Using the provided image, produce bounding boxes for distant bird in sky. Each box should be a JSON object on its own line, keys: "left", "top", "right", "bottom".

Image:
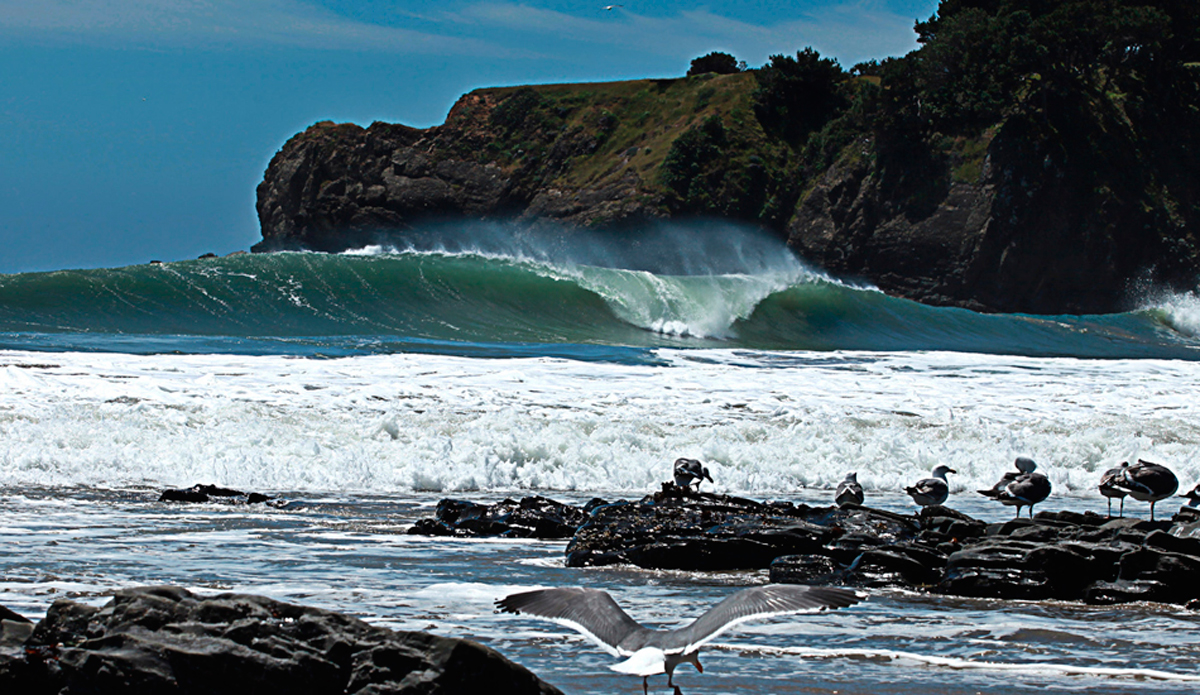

{"left": 1098, "top": 461, "right": 1129, "bottom": 517}
{"left": 603, "top": 4, "right": 623, "bottom": 10}
{"left": 496, "top": 584, "right": 861, "bottom": 694}
{"left": 977, "top": 457, "right": 1051, "bottom": 518}
{"left": 905, "top": 465, "right": 955, "bottom": 508}
{"left": 834, "top": 472, "right": 864, "bottom": 507}
{"left": 1108, "top": 459, "right": 1179, "bottom": 521}
{"left": 673, "top": 457, "right": 712, "bottom": 491}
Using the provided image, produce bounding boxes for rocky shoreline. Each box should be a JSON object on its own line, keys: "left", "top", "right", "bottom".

{"left": 0, "top": 586, "right": 561, "bottom": 695}
{"left": 408, "top": 485, "right": 1200, "bottom": 606}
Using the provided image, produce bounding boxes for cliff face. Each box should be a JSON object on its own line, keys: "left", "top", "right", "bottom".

{"left": 256, "top": 2, "right": 1200, "bottom": 315}
{"left": 255, "top": 75, "right": 784, "bottom": 252}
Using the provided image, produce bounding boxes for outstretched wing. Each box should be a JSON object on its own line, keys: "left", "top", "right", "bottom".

{"left": 663, "top": 584, "right": 860, "bottom": 654}
{"left": 496, "top": 587, "right": 647, "bottom": 657}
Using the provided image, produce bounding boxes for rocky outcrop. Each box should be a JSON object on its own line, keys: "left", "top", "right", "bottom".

{"left": 407, "top": 496, "right": 603, "bottom": 539}
{"left": 158, "top": 484, "right": 280, "bottom": 506}
{"left": 0, "top": 586, "right": 561, "bottom": 695}
{"left": 418, "top": 487, "right": 1200, "bottom": 606}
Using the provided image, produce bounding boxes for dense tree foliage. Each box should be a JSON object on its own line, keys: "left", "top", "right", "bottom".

{"left": 687, "top": 52, "right": 744, "bottom": 76}
{"left": 752, "top": 49, "right": 848, "bottom": 146}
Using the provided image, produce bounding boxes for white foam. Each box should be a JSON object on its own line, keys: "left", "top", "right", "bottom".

{"left": 1, "top": 349, "right": 1199, "bottom": 500}
{"left": 721, "top": 644, "right": 1200, "bottom": 682}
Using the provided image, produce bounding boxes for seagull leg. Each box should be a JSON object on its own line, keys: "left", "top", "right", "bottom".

{"left": 1150, "top": 500, "right": 1156, "bottom": 522}
{"left": 642, "top": 675, "right": 648, "bottom": 695}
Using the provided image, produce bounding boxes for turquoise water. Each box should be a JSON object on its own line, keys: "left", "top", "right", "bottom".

{"left": 0, "top": 248, "right": 1197, "bottom": 360}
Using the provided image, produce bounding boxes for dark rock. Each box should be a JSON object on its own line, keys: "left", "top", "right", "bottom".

{"left": 941, "top": 539, "right": 1096, "bottom": 600}
{"left": 1115, "top": 547, "right": 1200, "bottom": 602}
{"left": 407, "top": 496, "right": 589, "bottom": 540}
{"left": 769, "top": 554, "right": 845, "bottom": 585}
{"left": 158, "top": 484, "right": 279, "bottom": 506}
{"left": 845, "top": 545, "right": 945, "bottom": 588}
{"left": 0, "top": 586, "right": 561, "bottom": 695}
{"left": 1085, "top": 579, "right": 1180, "bottom": 605}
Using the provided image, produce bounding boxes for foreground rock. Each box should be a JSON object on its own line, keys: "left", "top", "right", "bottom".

{"left": 0, "top": 586, "right": 560, "bottom": 695}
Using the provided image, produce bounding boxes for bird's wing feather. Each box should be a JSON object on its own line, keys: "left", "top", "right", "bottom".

{"left": 496, "top": 587, "right": 646, "bottom": 657}
{"left": 662, "top": 584, "right": 860, "bottom": 654}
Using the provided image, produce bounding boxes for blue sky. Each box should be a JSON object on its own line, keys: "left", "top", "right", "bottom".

{"left": 1, "top": 0, "right": 939, "bottom": 273}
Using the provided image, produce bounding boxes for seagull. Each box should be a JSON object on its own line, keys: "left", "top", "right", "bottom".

{"left": 1109, "top": 459, "right": 1179, "bottom": 521}
{"left": 905, "top": 465, "right": 955, "bottom": 508}
{"left": 1098, "top": 461, "right": 1130, "bottom": 517}
{"left": 1181, "top": 483, "right": 1200, "bottom": 507}
{"left": 496, "top": 584, "right": 860, "bottom": 694}
{"left": 673, "top": 458, "right": 713, "bottom": 491}
{"left": 834, "top": 472, "right": 864, "bottom": 507}
{"left": 603, "top": 4, "right": 623, "bottom": 9}
{"left": 977, "top": 457, "right": 1051, "bottom": 518}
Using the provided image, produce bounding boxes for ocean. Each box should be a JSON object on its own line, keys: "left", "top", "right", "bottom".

{"left": 2, "top": 224, "right": 1200, "bottom": 693}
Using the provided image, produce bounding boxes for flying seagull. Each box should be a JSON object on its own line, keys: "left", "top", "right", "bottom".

{"left": 1109, "top": 459, "right": 1179, "bottom": 521}
{"left": 1098, "top": 461, "right": 1129, "bottom": 517}
{"left": 834, "top": 472, "right": 864, "bottom": 507}
{"left": 496, "top": 584, "right": 860, "bottom": 693}
{"left": 977, "top": 457, "right": 1051, "bottom": 518}
{"left": 906, "top": 464, "right": 955, "bottom": 508}
{"left": 603, "top": 4, "right": 624, "bottom": 9}
{"left": 673, "top": 457, "right": 713, "bottom": 491}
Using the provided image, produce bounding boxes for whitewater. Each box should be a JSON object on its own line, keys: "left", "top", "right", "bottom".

{"left": 4, "top": 226, "right": 1200, "bottom": 694}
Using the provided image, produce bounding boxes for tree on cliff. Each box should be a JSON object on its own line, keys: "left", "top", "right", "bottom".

{"left": 752, "top": 48, "right": 848, "bottom": 147}
{"left": 687, "top": 52, "right": 745, "bottom": 76}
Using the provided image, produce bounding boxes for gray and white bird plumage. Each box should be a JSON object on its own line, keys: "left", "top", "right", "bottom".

{"left": 834, "top": 472, "right": 864, "bottom": 507}
{"left": 977, "top": 457, "right": 1050, "bottom": 518}
{"left": 1098, "top": 461, "right": 1130, "bottom": 517}
{"left": 905, "top": 465, "right": 955, "bottom": 508}
{"left": 673, "top": 457, "right": 713, "bottom": 490}
{"left": 496, "top": 584, "right": 860, "bottom": 693}
{"left": 1108, "top": 459, "right": 1178, "bottom": 521}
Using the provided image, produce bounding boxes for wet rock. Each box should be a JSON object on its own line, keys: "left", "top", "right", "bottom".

{"left": 158, "top": 484, "right": 278, "bottom": 506}
{"left": 407, "top": 496, "right": 590, "bottom": 539}
{"left": 941, "top": 539, "right": 1097, "bottom": 600}
{"left": 769, "top": 555, "right": 844, "bottom": 585}
{"left": 0, "top": 586, "right": 561, "bottom": 695}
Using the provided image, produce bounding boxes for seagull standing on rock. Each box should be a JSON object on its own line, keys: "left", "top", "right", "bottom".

{"left": 977, "top": 457, "right": 1051, "bottom": 518}
{"left": 1181, "top": 482, "right": 1200, "bottom": 507}
{"left": 1109, "top": 459, "right": 1179, "bottom": 521}
{"left": 1098, "top": 461, "right": 1130, "bottom": 517}
{"left": 905, "top": 465, "right": 955, "bottom": 508}
{"left": 673, "top": 458, "right": 713, "bottom": 491}
{"left": 496, "top": 584, "right": 861, "bottom": 694}
{"left": 834, "top": 472, "right": 864, "bottom": 507}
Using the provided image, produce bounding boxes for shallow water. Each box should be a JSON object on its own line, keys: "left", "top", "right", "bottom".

{"left": 3, "top": 486, "right": 1198, "bottom": 695}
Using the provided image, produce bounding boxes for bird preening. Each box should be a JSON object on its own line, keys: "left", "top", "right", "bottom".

{"left": 496, "top": 584, "right": 861, "bottom": 694}
{"left": 673, "top": 458, "right": 713, "bottom": 491}
{"left": 1099, "top": 459, "right": 1179, "bottom": 521}
{"left": 977, "top": 457, "right": 1051, "bottom": 518}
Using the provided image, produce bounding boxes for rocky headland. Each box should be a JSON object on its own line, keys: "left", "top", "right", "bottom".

{"left": 0, "top": 586, "right": 561, "bottom": 695}
{"left": 409, "top": 485, "right": 1200, "bottom": 607}
{"left": 253, "top": 1, "right": 1199, "bottom": 315}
